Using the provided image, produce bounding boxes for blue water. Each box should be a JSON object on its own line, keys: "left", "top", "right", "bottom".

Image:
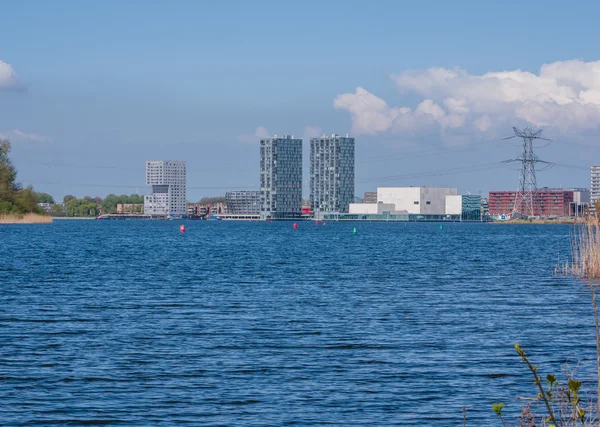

{"left": 0, "top": 220, "right": 596, "bottom": 426}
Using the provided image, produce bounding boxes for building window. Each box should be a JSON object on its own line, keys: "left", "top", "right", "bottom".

{"left": 414, "top": 201, "right": 419, "bottom": 204}
{"left": 426, "top": 201, "right": 431, "bottom": 205}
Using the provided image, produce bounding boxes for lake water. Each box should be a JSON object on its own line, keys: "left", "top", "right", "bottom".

{"left": 0, "top": 220, "right": 596, "bottom": 426}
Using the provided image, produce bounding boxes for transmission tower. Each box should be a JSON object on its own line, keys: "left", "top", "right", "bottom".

{"left": 502, "top": 127, "right": 553, "bottom": 217}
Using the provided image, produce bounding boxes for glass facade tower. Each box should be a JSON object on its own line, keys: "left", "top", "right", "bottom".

{"left": 260, "top": 135, "right": 303, "bottom": 219}
{"left": 310, "top": 134, "right": 355, "bottom": 215}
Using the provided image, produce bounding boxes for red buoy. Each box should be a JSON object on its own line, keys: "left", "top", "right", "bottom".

{"left": 293, "top": 223, "right": 298, "bottom": 229}
{"left": 180, "top": 224, "right": 185, "bottom": 233}
{"left": 315, "top": 220, "right": 319, "bottom": 225}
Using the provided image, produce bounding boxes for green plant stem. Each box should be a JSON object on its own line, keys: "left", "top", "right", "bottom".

{"left": 520, "top": 352, "right": 560, "bottom": 427}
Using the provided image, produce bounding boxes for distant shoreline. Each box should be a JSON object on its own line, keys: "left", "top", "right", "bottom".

{"left": 53, "top": 217, "right": 97, "bottom": 220}
{"left": 493, "top": 219, "right": 581, "bottom": 225}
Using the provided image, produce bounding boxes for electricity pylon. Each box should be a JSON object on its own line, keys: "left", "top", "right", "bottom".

{"left": 502, "top": 127, "right": 553, "bottom": 217}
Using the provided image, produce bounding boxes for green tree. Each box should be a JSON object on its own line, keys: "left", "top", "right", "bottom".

{"left": 35, "top": 192, "right": 55, "bottom": 204}
{"left": 50, "top": 203, "right": 65, "bottom": 217}
{"left": 63, "top": 195, "right": 76, "bottom": 204}
{"left": 0, "top": 139, "right": 47, "bottom": 216}
{"left": 66, "top": 199, "right": 98, "bottom": 217}
{"left": 14, "top": 186, "right": 43, "bottom": 214}
{"left": 0, "top": 139, "right": 18, "bottom": 208}
{"left": 199, "top": 196, "right": 226, "bottom": 205}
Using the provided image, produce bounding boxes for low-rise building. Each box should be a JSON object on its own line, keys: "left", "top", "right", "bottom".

{"left": 187, "top": 203, "right": 208, "bottom": 218}
{"left": 225, "top": 191, "right": 260, "bottom": 215}
{"left": 377, "top": 187, "right": 458, "bottom": 215}
{"left": 209, "top": 203, "right": 227, "bottom": 216}
{"left": 488, "top": 189, "right": 577, "bottom": 217}
{"left": 445, "top": 195, "right": 481, "bottom": 221}
{"left": 349, "top": 202, "right": 401, "bottom": 215}
{"left": 117, "top": 203, "right": 144, "bottom": 214}
{"left": 37, "top": 203, "right": 53, "bottom": 214}
{"left": 363, "top": 192, "right": 377, "bottom": 203}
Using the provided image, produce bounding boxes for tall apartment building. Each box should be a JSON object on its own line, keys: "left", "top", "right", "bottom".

{"left": 144, "top": 160, "right": 186, "bottom": 217}
{"left": 592, "top": 165, "right": 600, "bottom": 213}
{"left": 226, "top": 191, "right": 260, "bottom": 215}
{"left": 310, "top": 134, "right": 355, "bottom": 216}
{"left": 260, "top": 135, "right": 302, "bottom": 219}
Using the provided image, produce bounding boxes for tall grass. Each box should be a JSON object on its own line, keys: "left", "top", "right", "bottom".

{"left": 559, "top": 217, "right": 600, "bottom": 279}
{"left": 0, "top": 213, "right": 53, "bottom": 224}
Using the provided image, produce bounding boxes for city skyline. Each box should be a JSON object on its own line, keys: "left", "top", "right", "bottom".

{"left": 1, "top": 1, "right": 599, "bottom": 201}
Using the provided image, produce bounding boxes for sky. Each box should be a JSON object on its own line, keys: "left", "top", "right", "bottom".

{"left": 1, "top": 0, "right": 600, "bottom": 202}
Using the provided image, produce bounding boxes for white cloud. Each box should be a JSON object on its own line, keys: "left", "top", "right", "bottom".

{"left": 237, "top": 126, "right": 271, "bottom": 143}
{"left": 0, "top": 60, "right": 25, "bottom": 91}
{"left": 0, "top": 129, "right": 53, "bottom": 143}
{"left": 303, "top": 126, "right": 322, "bottom": 141}
{"left": 334, "top": 59, "right": 600, "bottom": 137}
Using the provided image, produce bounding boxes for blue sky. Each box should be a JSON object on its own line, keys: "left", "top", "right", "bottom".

{"left": 1, "top": 0, "right": 599, "bottom": 201}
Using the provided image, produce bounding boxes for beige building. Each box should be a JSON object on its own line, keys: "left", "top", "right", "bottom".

{"left": 117, "top": 204, "right": 144, "bottom": 214}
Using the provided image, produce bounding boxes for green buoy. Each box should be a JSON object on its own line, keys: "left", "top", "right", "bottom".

{"left": 353, "top": 227, "right": 357, "bottom": 235}
{"left": 440, "top": 224, "right": 443, "bottom": 230}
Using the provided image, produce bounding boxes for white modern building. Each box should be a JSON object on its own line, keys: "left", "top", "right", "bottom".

{"left": 592, "top": 166, "right": 600, "bottom": 213}
{"left": 310, "top": 134, "right": 355, "bottom": 216}
{"left": 144, "top": 160, "right": 186, "bottom": 217}
{"left": 349, "top": 202, "right": 402, "bottom": 215}
{"left": 377, "top": 187, "right": 458, "bottom": 215}
{"left": 260, "top": 135, "right": 303, "bottom": 219}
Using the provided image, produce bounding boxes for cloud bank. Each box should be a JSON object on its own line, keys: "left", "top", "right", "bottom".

{"left": 334, "top": 59, "right": 600, "bottom": 136}
{"left": 238, "top": 126, "right": 323, "bottom": 143}
{"left": 237, "top": 126, "right": 271, "bottom": 143}
{"left": 0, "top": 129, "right": 53, "bottom": 143}
{"left": 0, "top": 60, "right": 25, "bottom": 91}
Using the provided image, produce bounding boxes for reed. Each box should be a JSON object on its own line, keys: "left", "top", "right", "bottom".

{"left": 558, "top": 217, "right": 600, "bottom": 279}
{"left": 0, "top": 213, "right": 53, "bottom": 224}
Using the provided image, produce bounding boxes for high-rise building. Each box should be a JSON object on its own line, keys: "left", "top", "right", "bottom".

{"left": 260, "top": 135, "right": 302, "bottom": 219}
{"left": 144, "top": 160, "right": 186, "bottom": 217}
{"left": 310, "top": 134, "right": 355, "bottom": 216}
{"left": 592, "top": 165, "right": 600, "bottom": 213}
{"left": 226, "top": 191, "right": 260, "bottom": 215}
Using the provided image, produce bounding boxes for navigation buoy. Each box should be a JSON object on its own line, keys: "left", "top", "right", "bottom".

{"left": 180, "top": 224, "right": 185, "bottom": 233}
{"left": 323, "top": 221, "right": 326, "bottom": 226}
{"left": 315, "top": 220, "right": 319, "bottom": 225}
{"left": 270, "top": 220, "right": 273, "bottom": 224}
{"left": 440, "top": 224, "right": 443, "bottom": 230}
{"left": 293, "top": 223, "right": 298, "bottom": 229}
{"left": 353, "top": 227, "right": 357, "bottom": 235}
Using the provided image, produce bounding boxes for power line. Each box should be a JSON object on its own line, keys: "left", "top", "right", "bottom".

{"left": 357, "top": 162, "right": 505, "bottom": 184}
{"left": 362, "top": 138, "right": 500, "bottom": 164}
{"left": 36, "top": 182, "right": 258, "bottom": 190}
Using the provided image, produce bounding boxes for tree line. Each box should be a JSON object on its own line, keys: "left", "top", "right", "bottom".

{"left": 0, "top": 142, "right": 228, "bottom": 218}
{"left": 0, "top": 139, "right": 46, "bottom": 216}
{"left": 56, "top": 194, "right": 145, "bottom": 217}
